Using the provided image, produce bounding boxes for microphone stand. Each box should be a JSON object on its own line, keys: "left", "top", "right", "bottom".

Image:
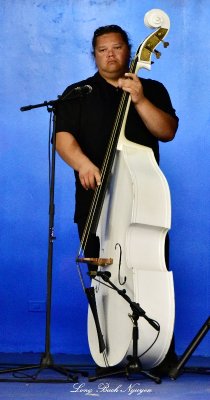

{"left": 0, "top": 93, "right": 88, "bottom": 382}
{"left": 88, "top": 271, "right": 161, "bottom": 384}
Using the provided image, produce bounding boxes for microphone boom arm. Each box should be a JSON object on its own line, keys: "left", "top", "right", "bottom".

{"left": 20, "top": 85, "right": 92, "bottom": 112}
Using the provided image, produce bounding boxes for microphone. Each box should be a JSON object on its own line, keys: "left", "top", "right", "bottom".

{"left": 72, "top": 85, "right": 92, "bottom": 95}
{"left": 60, "top": 84, "right": 92, "bottom": 101}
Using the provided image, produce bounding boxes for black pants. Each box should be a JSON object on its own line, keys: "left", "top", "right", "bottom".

{"left": 77, "top": 219, "right": 100, "bottom": 272}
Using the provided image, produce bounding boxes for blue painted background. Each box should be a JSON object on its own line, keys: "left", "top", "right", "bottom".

{"left": 0, "top": 0, "right": 209, "bottom": 356}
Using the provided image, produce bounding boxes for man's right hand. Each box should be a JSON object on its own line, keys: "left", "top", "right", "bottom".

{"left": 56, "top": 131, "right": 101, "bottom": 191}
{"left": 78, "top": 159, "right": 101, "bottom": 190}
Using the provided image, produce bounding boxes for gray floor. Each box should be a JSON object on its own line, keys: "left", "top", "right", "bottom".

{"left": 0, "top": 354, "right": 209, "bottom": 399}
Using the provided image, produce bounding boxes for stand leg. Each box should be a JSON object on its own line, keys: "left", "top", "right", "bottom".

{"left": 169, "top": 316, "right": 210, "bottom": 380}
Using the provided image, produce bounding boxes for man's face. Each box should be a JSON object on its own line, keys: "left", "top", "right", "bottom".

{"left": 94, "top": 32, "right": 130, "bottom": 83}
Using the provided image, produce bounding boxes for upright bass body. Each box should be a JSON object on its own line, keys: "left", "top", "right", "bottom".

{"left": 88, "top": 137, "right": 175, "bottom": 369}
{"left": 81, "top": 9, "right": 175, "bottom": 370}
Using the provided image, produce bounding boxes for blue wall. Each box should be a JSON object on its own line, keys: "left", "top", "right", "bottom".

{"left": 0, "top": 0, "right": 209, "bottom": 356}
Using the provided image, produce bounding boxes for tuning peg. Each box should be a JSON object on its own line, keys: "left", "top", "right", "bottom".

{"left": 156, "top": 31, "right": 170, "bottom": 48}
{"left": 153, "top": 49, "right": 161, "bottom": 59}
{"left": 161, "top": 40, "right": 169, "bottom": 48}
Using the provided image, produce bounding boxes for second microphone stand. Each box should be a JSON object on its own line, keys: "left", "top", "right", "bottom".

{"left": 88, "top": 271, "right": 161, "bottom": 384}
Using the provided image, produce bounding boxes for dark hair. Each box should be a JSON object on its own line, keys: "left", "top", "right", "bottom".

{"left": 92, "top": 24, "right": 131, "bottom": 57}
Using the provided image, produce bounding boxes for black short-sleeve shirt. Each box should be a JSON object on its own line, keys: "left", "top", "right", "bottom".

{"left": 55, "top": 72, "right": 178, "bottom": 222}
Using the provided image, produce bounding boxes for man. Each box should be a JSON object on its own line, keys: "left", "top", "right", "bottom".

{"left": 56, "top": 24, "right": 178, "bottom": 251}
{"left": 55, "top": 25, "right": 178, "bottom": 375}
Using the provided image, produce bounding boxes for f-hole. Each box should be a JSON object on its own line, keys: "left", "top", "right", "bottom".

{"left": 115, "top": 243, "right": 126, "bottom": 285}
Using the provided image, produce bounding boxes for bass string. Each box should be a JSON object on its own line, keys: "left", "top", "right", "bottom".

{"left": 78, "top": 57, "right": 138, "bottom": 257}
{"left": 78, "top": 92, "right": 129, "bottom": 257}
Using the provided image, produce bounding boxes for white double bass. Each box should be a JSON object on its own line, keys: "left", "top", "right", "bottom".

{"left": 77, "top": 9, "right": 175, "bottom": 372}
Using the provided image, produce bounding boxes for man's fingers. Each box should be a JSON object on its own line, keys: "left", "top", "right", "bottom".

{"left": 79, "top": 169, "right": 101, "bottom": 190}
{"left": 95, "top": 171, "right": 101, "bottom": 186}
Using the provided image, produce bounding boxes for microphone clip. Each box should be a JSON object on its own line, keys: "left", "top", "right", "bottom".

{"left": 88, "top": 270, "right": 111, "bottom": 281}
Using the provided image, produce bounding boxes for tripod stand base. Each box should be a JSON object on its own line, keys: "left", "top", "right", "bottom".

{"left": 0, "top": 352, "right": 89, "bottom": 383}
{"left": 89, "top": 361, "right": 161, "bottom": 384}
